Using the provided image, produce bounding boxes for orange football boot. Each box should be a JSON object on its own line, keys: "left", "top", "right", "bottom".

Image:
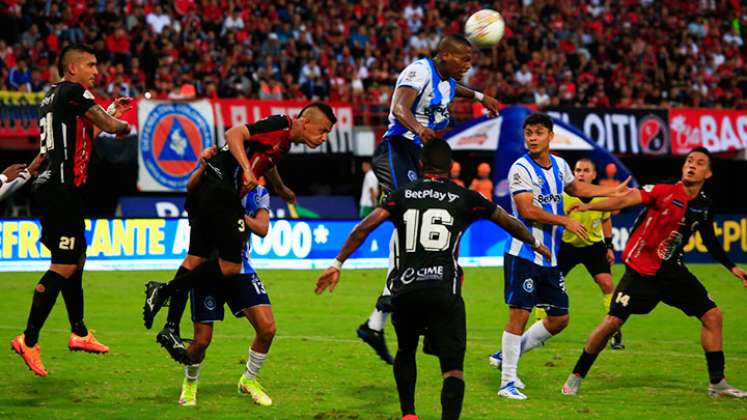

{"left": 68, "top": 331, "right": 109, "bottom": 353}
{"left": 11, "top": 334, "right": 48, "bottom": 376}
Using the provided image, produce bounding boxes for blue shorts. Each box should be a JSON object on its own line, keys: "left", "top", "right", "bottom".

{"left": 372, "top": 135, "right": 422, "bottom": 196}
{"left": 503, "top": 253, "right": 569, "bottom": 316}
{"left": 190, "top": 273, "right": 271, "bottom": 323}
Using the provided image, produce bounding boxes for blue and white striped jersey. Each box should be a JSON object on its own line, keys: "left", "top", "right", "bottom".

{"left": 506, "top": 154, "right": 575, "bottom": 267}
{"left": 383, "top": 57, "right": 456, "bottom": 143}
{"left": 241, "top": 185, "right": 271, "bottom": 274}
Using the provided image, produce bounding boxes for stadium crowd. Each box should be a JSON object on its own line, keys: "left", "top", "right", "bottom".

{"left": 1, "top": 0, "right": 745, "bottom": 109}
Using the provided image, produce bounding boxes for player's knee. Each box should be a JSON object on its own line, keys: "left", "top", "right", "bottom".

{"left": 35, "top": 283, "right": 46, "bottom": 293}
{"left": 701, "top": 307, "right": 722, "bottom": 328}
{"left": 183, "top": 255, "right": 206, "bottom": 270}
{"left": 258, "top": 321, "right": 276, "bottom": 343}
{"left": 604, "top": 315, "right": 624, "bottom": 332}
{"left": 547, "top": 315, "right": 569, "bottom": 332}
{"left": 442, "top": 369, "right": 464, "bottom": 380}
{"left": 218, "top": 259, "right": 242, "bottom": 276}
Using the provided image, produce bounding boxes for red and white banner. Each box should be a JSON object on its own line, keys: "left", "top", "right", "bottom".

{"left": 670, "top": 108, "right": 747, "bottom": 155}
{"left": 212, "top": 99, "right": 354, "bottom": 154}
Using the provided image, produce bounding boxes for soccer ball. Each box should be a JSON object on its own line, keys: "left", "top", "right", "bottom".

{"left": 465, "top": 9, "right": 505, "bottom": 48}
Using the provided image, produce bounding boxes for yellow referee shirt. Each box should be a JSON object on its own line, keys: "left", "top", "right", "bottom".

{"left": 562, "top": 193, "right": 611, "bottom": 247}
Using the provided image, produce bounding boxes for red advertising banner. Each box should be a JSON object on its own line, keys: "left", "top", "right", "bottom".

{"left": 212, "top": 99, "right": 354, "bottom": 154}
{"left": 670, "top": 108, "right": 747, "bottom": 155}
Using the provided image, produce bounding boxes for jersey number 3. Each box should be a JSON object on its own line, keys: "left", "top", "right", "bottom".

{"left": 403, "top": 208, "right": 454, "bottom": 252}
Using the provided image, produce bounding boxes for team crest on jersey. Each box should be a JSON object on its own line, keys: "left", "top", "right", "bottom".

{"left": 522, "top": 278, "right": 534, "bottom": 293}
{"left": 407, "top": 170, "right": 418, "bottom": 181}
{"left": 140, "top": 103, "right": 212, "bottom": 190}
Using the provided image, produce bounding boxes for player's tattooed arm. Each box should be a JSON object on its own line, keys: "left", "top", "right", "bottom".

{"left": 85, "top": 104, "right": 130, "bottom": 136}
{"left": 391, "top": 86, "right": 437, "bottom": 142}
{"left": 315, "top": 208, "right": 391, "bottom": 294}
{"left": 490, "top": 206, "right": 551, "bottom": 260}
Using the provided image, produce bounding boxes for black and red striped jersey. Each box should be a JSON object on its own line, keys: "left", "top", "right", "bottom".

{"left": 36, "top": 81, "right": 97, "bottom": 188}
{"left": 205, "top": 114, "right": 292, "bottom": 192}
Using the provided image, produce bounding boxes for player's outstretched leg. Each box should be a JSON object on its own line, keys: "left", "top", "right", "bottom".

{"left": 562, "top": 315, "right": 624, "bottom": 396}
{"left": 594, "top": 273, "right": 624, "bottom": 350}
{"left": 238, "top": 304, "right": 275, "bottom": 406}
{"left": 156, "top": 266, "right": 194, "bottom": 359}
{"left": 700, "top": 307, "right": 747, "bottom": 398}
{"left": 357, "top": 295, "right": 394, "bottom": 365}
{"left": 177, "top": 322, "right": 212, "bottom": 405}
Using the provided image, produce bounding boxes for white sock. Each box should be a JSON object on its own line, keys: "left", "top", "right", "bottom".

{"left": 185, "top": 363, "right": 201, "bottom": 382}
{"left": 243, "top": 349, "right": 267, "bottom": 380}
{"left": 520, "top": 320, "right": 553, "bottom": 354}
{"left": 501, "top": 331, "right": 522, "bottom": 387}
{"left": 367, "top": 309, "right": 389, "bottom": 331}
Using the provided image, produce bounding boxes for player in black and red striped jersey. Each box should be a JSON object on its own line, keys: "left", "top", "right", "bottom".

{"left": 143, "top": 103, "right": 336, "bottom": 364}
{"left": 561, "top": 147, "right": 747, "bottom": 398}
{"left": 11, "top": 45, "right": 132, "bottom": 377}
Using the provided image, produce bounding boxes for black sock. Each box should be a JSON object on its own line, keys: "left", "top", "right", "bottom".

{"left": 441, "top": 376, "right": 465, "bottom": 420}
{"left": 24, "top": 270, "right": 65, "bottom": 347}
{"left": 163, "top": 259, "right": 220, "bottom": 296}
{"left": 573, "top": 350, "right": 599, "bottom": 378}
{"left": 393, "top": 350, "right": 417, "bottom": 416}
{"left": 165, "top": 266, "right": 191, "bottom": 330}
{"left": 705, "top": 351, "right": 725, "bottom": 384}
{"left": 62, "top": 268, "right": 88, "bottom": 337}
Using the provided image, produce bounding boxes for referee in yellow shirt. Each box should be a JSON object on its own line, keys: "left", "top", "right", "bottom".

{"left": 559, "top": 158, "right": 624, "bottom": 349}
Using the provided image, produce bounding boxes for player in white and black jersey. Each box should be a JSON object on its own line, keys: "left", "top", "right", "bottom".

{"left": 358, "top": 34, "right": 501, "bottom": 365}
{"left": 11, "top": 44, "right": 132, "bottom": 377}
{"left": 316, "top": 139, "right": 549, "bottom": 420}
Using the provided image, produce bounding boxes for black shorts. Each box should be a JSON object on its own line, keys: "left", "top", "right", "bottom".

{"left": 371, "top": 135, "right": 421, "bottom": 197}
{"left": 391, "top": 288, "right": 466, "bottom": 372}
{"left": 558, "top": 241, "right": 611, "bottom": 277}
{"left": 185, "top": 179, "right": 246, "bottom": 263}
{"left": 609, "top": 265, "right": 717, "bottom": 320}
{"left": 32, "top": 183, "right": 86, "bottom": 264}
{"left": 190, "top": 273, "right": 271, "bottom": 323}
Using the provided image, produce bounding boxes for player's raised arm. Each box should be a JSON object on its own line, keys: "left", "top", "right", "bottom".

{"left": 315, "top": 207, "right": 391, "bottom": 294}
{"left": 565, "top": 175, "right": 631, "bottom": 198}
{"left": 570, "top": 189, "right": 643, "bottom": 214}
{"left": 455, "top": 84, "right": 500, "bottom": 115}
{"left": 84, "top": 103, "right": 131, "bottom": 136}
{"left": 186, "top": 146, "right": 218, "bottom": 192}
{"left": 391, "top": 86, "right": 437, "bottom": 143}
{"left": 224, "top": 124, "right": 259, "bottom": 192}
{"left": 489, "top": 205, "right": 551, "bottom": 260}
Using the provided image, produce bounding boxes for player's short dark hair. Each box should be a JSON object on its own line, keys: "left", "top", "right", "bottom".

{"left": 58, "top": 44, "right": 96, "bottom": 76}
{"left": 298, "top": 102, "right": 337, "bottom": 125}
{"left": 687, "top": 147, "right": 712, "bottom": 169}
{"left": 575, "top": 157, "right": 596, "bottom": 172}
{"left": 437, "top": 34, "right": 472, "bottom": 54}
{"left": 421, "top": 138, "right": 452, "bottom": 173}
{"left": 523, "top": 113, "right": 553, "bottom": 132}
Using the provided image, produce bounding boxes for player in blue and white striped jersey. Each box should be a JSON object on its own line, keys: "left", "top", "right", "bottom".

{"left": 491, "top": 113, "right": 630, "bottom": 400}
{"left": 359, "top": 34, "right": 501, "bottom": 365}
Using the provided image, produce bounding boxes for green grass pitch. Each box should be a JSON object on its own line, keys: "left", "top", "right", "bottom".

{"left": 1, "top": 264, "right": 746, "bottom": 419}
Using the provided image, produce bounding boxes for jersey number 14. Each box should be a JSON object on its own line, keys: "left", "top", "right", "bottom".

{"left": 403, "top": 208, "right": 454, "bottom": 252}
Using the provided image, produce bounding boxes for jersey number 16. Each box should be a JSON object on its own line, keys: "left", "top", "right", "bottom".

{"left": 402, "top": 208, "right": 454, "bottom": 252}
